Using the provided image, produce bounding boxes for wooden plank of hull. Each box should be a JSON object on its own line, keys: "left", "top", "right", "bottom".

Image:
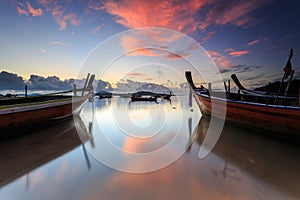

{"left": 0, "top": 97, "right": 87, "bottom": 134}
{"left": 193, "top": 92, "right": 300, "bottom": 136}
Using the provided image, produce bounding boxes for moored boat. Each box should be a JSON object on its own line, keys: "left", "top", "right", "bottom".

{"left": 0, "top": 74, "right": 95, "bottom": 139}
{"left": 130, "top": 91, "right": 159, "bottom": 102}
{"left": 185, "top": 71, "right": 300, "bottom": 138}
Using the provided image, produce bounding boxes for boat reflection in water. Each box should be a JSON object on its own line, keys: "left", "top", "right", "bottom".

{"left": 0, "top": 106, "right": 94, "bottom": 189}
{"left": 0, "top": 97, "right": 300, "bottom": 199}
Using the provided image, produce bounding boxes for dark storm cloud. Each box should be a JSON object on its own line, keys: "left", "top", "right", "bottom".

{"left": 0, "top": 71, "right": 25, "bottom": 89}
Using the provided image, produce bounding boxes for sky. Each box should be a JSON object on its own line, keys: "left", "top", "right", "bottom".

{"left": 1, "top": 0, "right": 300, "bottom": 89}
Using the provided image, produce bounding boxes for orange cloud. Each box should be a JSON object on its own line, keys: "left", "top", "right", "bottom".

{"left": 103, "top": 0, "right": 210, "bottom": 34}
{"left": 165, "top": 52, "right": 190, "bottom": 60}
{"left": 120, "top": 34, "right": 164, "bottom": 57}
{"left": 127, "top": 73, "right": 147, "bottom": 76}
{"left": 91, "top": 26, "right": 102, "bottom": 34}
{"left": 64, "top": 13, "right": 80, "bottom": 26}
{"left": 229, "top": 51, "right": 249, "bottom": 57}
{"left": 120, "top": 31, "right": 192, "bottom": 60}
{"left": 144, "top": 77, "right": 154, "bottom": 81}
{"left": 38, "top": 0, "right": 80, "bottom": 30}
{"left": 207, "top": 51, "right": 233, "bottom": 68}
{"left": 16, "top": 6, "right": 28, "bottom": 16}
{"left": 26, "top": 1, "right": 43, "bottom": 17}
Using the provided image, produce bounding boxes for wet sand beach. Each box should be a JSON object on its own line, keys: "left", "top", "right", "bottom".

{"left": 0, "top": 97, "right": 299, "bottom": 200}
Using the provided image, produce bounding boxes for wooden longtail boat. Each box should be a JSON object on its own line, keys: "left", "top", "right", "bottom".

{"left": 0, "top": 74, "right": 95, "bottom": 139}
{"left": 185, "top": 71, "right": 300, "bottom": 138}
{"left": 130, "top": 91, "right": 158, "bottom": 102}
{"left": 130, "top": 96, "right": 158, "bottom": 102}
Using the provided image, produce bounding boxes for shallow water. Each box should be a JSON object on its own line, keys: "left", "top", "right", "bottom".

{"left": 0, "top": 97, "right": 299, "bottom": 200}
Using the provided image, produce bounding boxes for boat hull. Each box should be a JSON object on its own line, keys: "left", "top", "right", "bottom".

{"left": 193, "top": 92, "right": 300, "bottom": 137}
{"left": 0, "top": 96, "right": 88, "bottom": 138}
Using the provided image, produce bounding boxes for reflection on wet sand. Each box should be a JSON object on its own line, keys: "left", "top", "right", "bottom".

{"left": 0, "top": 97, "right": 299, "bottom": 199}
{"left": 193, "top": 117, "right": 300, "bottom": 199}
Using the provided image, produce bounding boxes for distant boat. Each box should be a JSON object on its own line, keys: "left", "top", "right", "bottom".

{"left": 185, "top": 71, "right": 300, "bottom": 139}
{"left": 94, "top": 90, "right": 112, "bottom": 99}
{"left": 0, "top": 74, "right": 95, "bottom": 139}
{"left": 130, "top": 91, "right": 158, "bottom": 102}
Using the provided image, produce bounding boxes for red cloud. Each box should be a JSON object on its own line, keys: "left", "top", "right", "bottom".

{"left": 26, "top": 2, "right": 43, "bottom": 17}
{"left": 229, "top": 51, "right": 249, "bottom": 57}
{"left": 16, "top": 6, "right": 28, "bottom": 16}
{"left": 103, "top": 0, "right": 210, "bottom": 34}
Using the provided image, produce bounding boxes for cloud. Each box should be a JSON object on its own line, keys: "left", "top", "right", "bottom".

{"left": 40, "top": 49, "right": 47, "bottom": 54}
{"left": 38, "top": 0, "right": 80, "bottom": 30}
{"left": 103, "top": 0, "right": 210, "bottom": 34}
{"left": 224, "top": 48, "right": 250, "bottom": 57}
{"left": 247, "top": 38, "right": 260, "bottom": 46}
{"left": 91, "top": 26, "right": 102, "bottom": 34}
{"left": 199, "top": 0, "right": 271, "bottom": 30}
{"left": 224, "top": 48, "right": 234, "bottom": 53}
{"left": 207, "top": 50, "right": 233, "bottom": 69}
{"left": 29, "top": 74, "right": 74, "bottom": 90}
{"left": 64, "top": 13, "right": 80, "bottom": 26}
{"left": 26, "top": 1, "right": 43, "bottom": 17}
{"left": 269, "top": 46, "right": 278, "bottom": 50}
{"left": 127, "top": 73, "right": 147, "bottom": 76}
{"left": 50, "top": 41, "right": 67, "bottom": 46}
{"left": 0, "top": 71, "right": 25, "bottom": 90}
{"left": 199, "top": 31, "right": 216, "bottom": 44}
{"left": 144, "top": 77, "right": 153, "bottom": 81}
{"left": 120, "top": 32, "right": 192, "bottom": 60}
{"left": 120, "top": 35, "right": 164, "bottom": 57}
{"left": 55, "top": 12, "right": 80, "bottom": 31}
{"left": 165, "top": 52, "right": 190, "bottom": 60}
{"left": 16, "top": 0, "right": 25, "bottom": 7}
{"left": 229, "top": 50, "right": 250, "bottom": 57}
{"left": 16, "top": 6, "right": 29, "bottom": 16}
{"left": 277, "top": 33, "right": 295, "bottom": 42}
